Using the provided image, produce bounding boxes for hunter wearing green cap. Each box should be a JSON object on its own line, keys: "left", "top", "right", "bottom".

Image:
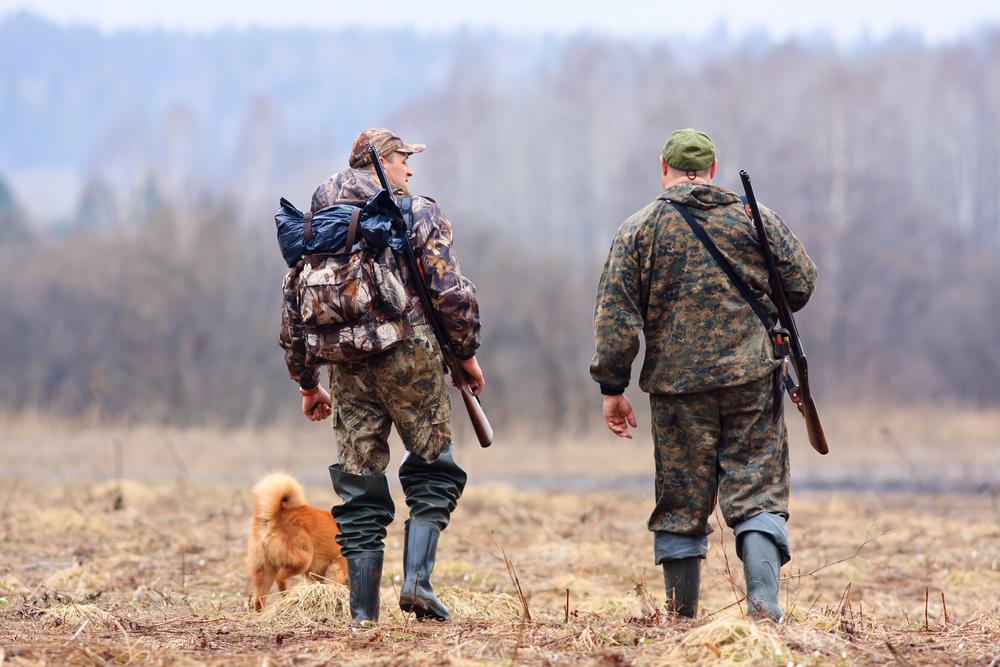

{"left": 661, "top": 128, "right": 717, "bottom": 172}
{"left": 591, "top": 129, "right": 817, "bottom": 621}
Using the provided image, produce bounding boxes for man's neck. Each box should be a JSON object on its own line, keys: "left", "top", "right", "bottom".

{"left": 663, "top": 176, "right": 711, "bottom": 189}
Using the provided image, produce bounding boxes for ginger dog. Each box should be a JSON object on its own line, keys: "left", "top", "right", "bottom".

{"left": 246, "top": 472, "right": 348, "bottom": 611}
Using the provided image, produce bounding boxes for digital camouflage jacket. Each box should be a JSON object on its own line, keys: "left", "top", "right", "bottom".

{"left": 280, "top": 168, "right": 480, "bottom": 388}
{"left": 590, "top": 182, "right": 817, "bottom": 396}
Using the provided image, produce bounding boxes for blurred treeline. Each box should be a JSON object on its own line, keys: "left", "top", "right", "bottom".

{"left": 1, "top": 14, "right": 999, "bottom": 432}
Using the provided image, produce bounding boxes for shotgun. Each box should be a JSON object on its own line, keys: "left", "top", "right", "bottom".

{"left": 368, "top": 146, "right": 494, "bottom": 448}
{"left": 740, "top": 169, "right": 829, "bottom": 455}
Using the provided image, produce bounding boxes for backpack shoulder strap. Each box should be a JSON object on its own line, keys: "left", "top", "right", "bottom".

{"left": 303, "top": 210, "right": 313, "bottom": 245}
{"left": 398, "top": 195, "right": 414, "bottom": 233}
{"left": 340, "top": 208, "right": 362, "bottom": 254}
{"left": 668, "top": 200, "right": 773, "bottom": 331}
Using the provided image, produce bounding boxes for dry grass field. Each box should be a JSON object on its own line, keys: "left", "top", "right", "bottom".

{"left": 1, "top": 409, "right": 999, "bottom": 665}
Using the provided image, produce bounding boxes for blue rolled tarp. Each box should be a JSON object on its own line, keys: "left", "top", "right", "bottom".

{"left": 274, "top": 196, "right": 405, "bottom": 267}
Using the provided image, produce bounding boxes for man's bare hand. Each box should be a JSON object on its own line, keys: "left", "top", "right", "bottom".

{"left": 301, "top": 386, "right": 332, "bottom": 422}
{"left": 603, "top": 394, "right": 637, "bottom": 439}
{"left": 457, "top": 356, "right": 486, "bottom": 396}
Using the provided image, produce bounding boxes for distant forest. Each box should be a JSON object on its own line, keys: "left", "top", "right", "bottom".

{"left": 1, "top": 14, "right": 999, "bottom": 432}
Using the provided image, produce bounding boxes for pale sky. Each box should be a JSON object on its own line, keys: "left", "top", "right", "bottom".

{"left": 2, "top": 0, "right": 1000, "bottom": 42}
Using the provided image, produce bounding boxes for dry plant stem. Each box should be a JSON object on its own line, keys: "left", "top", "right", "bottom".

{"left": 113, "top": 439, "right": 123, "bottom": 511}
{"left": 940, "top": 591, "right": 949, "bottom": 625}
{"left": 805, "top": 592, "right": 823, "bottom": 617}
{"left": 714, "top": 509, "right": 743, "bottom": 617}
{"left": 924, "top": 586, "right": 929, "bottom": 631}
{"left": 836, "top": 583, "right": 852, "bottom": 616}
{"left": 564, "top": 588, "right": 569, "bottom": 624}
{"left": 67, "top": 620, "right": 89, "bottom": 643}
{"left": 495, "top": 541, "right": 530, "bottom": 622}
{"left": 785, "top": 530, "right": 893, "bottom": 581}
{"left": 884, "top": 639, "right": 914, "bottom": 666}
{"left": 163, "top": 436, "right": 193, "bottom": 496}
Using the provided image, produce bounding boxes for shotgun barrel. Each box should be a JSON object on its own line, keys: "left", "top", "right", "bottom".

{"left": 741, "top": 169, "right": 828, "bottom": 456}
{"left": 369, "top": 147, "right": 494, "bottom": 447}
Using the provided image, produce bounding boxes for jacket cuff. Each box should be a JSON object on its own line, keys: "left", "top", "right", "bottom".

{"left": 600, "top": 383, "right": 627, "bottom": 396}
{"left": 298, "top": 373, "right": 320, "bottom": 391}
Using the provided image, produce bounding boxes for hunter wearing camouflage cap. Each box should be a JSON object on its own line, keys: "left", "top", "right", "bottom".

{"left": 280, "top": 128, "right": 484, "bottom": 626}
{"left": 590, "top": 128, "right": 817, "bottom": 620}
{"left": 348, "top": 128, "right": 426, "bottom": 169}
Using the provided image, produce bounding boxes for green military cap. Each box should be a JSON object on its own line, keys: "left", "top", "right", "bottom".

{"left": 661, "top": 129, "right": 716, "bottom": 171}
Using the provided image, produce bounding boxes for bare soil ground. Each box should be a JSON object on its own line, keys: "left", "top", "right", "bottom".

{"left": 1, "top": 413, "right": 998, "bottom": 665}
{"left": 1, "top": 479, "right": 998, "bottom": 665}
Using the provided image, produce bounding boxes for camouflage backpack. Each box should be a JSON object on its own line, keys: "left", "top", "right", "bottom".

{"left": 283, "top": 201, "right": 414, "bottom": 365}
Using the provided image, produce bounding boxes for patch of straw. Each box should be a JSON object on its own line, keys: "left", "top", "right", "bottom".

{"left": 30, "top": 508, "right": 110, "bottom": 534}
{"left": 43, "top": 563, "right": 108, "bottom": 596}
{"left": 89, "top": 480, "right": 163, "bottom": 508}
{"left": 0, "top": 573, "right": 27, "bottom": 595}
{"left": 435, "top": 588, "right": 522, "bottom": 621}
{"left": 573, "top": 596, "right": 639, "bottom": 617}
{"left": 260, "top": 581, "right": 350, "bottom": 624}
{"left": 669, "top": 617, "right": 790, "bottom": 666}
{"left": 42, "top": 603, "right": 115, "bottom": 628}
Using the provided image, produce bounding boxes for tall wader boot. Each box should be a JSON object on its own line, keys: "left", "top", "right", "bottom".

{"left": 661, "top": 558, "right": 702, "bottom": 618}
{"left": 329, "top": 465, "right": 395, "bottom": 627}
{"left": 740, "top": 531, "right": 784, "bottom": 622}
{"left": 397, "top": 444, "right": 468, "bottom": 621}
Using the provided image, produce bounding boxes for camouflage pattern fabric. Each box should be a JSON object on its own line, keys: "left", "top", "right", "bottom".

{"left": 279, "top": 168, "right": 480, "bottom": 387}
{"left": 330, "top": 324, "right": 452, "bottom": 475}
{"left": 347, "top": 128, "right": 425, "bottom": 169}
{"left": 298, "top": 248, "right": 409, "bottom": 327}
{"left": 311, "top": 168, "right": 480, "bottom": 359}
{"left": 295, "top": 246, "right": 413, "bottom": 364}
{"left": 647, "top": 372, "right": 789, "bottom": 536}
{"left": 278, "top": 268, "right": 320, "bottom": 390}
{"left": 590, "top": 182, "right": 817, "bottom": 396}
{"left": 304, "top": 316, "right": 414, "bottom": 366}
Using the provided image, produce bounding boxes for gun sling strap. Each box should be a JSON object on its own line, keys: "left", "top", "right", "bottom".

{"left": 668, "top": 200, "right": 773, "bottom": 332}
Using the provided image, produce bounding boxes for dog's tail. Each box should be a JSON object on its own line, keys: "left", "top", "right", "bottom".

{"left": 252, "top": 472, "right": 308, "bottom": 523}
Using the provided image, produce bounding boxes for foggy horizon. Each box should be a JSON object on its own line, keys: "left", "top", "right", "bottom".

{"left": 2, "top": 1, "right": 1000, "bottom": 44}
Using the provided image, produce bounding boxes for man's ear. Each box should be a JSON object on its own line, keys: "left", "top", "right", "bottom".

{"left": 660, "top": 157, "right": 669, "bottom": 177}
{"left": 709, "top": 160, "right": 718, "bottom": 179}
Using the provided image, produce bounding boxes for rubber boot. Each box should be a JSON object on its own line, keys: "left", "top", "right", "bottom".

{"left": 346, "top": 554, "right": 383, "bottom": 627}
{"left": 399, "top": 521, "right": 450, "bottom": 620}
{"left": 741, "top": 531, "right": 784, "bottom": 622}
{"left": 661, "top": 557, "right": 701, "bottom": 618}
{"left": 397, "top": 445, "right": 467, "bottom": 621}
{"left": 329, "top": 465, "right": 395, "bottom": 626}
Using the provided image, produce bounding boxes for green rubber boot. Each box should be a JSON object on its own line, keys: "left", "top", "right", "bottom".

{"left": 329, "top": 465, "right": 395, "bottom": 626}
{"left": 346, "top": 554, "right": 383, "bottom": 627}
{"left": 399, "top": 521, "right": 450, "bottom": 621}
{"left": 741, "top": 531, "right": 784, "bottom": 622}
{"left": 397, "top": 445, "right": 467, "bottom": 621}
{"left": 662, "top": 557, "right": 701, "bottom": 618}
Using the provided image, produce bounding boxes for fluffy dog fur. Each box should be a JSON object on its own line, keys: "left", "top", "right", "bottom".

{"left": 246, "top": 472, "right": 348, "bottom": 611}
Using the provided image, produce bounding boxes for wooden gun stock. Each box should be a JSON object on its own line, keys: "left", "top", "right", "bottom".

{"left": 443, "top": 352, "right": 494, "bottom": 448}
{"left": 802, "top": 396, "right": 828, "bottom": 455}
{"left": 459, "top": 383, "right": 494, "bottom": 448}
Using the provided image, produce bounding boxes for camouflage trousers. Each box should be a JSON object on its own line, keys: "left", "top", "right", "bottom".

{"left": 647, "top": 371, "right": 789, "bottom": 538}
{"left": 329, "top": 324, "right": 452, "bottom": 475}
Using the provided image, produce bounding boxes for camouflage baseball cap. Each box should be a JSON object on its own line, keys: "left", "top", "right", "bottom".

{"left": 661, "top": 129, "right": 716, "bottom": 171}
{"left": 349, "top": 128, "right": 426, "bottom": 168}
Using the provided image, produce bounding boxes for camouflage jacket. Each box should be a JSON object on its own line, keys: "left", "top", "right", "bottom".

{"left": 280, "top": 169, "right": 480, "bottom": 388}
{"left": 590, "top": 182, "right": 817, "bottom": 396}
